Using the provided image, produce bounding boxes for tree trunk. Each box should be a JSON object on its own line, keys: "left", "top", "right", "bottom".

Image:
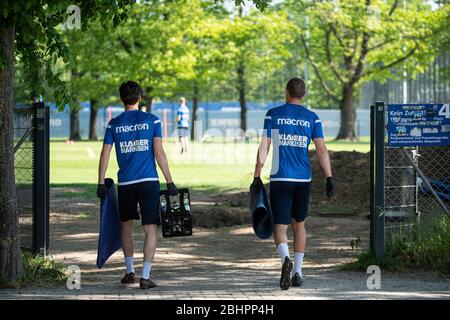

{"left": 141, "top": 87, "right": 153, "bottom": 113}
{"left": 89, "top": 99, "right": 98, "bottom": 140}
{"left": 70, "top": 98, "right": 81, "bottom": 141}
{"left": 336, "top": 85, "right": 357, "bottom": 140}
{"left": 145, "top": 95, "right": 153, "bottom": 113}
{"left": 0, "top": 24, "right": 24, "bottom": 283}
{"left": 237, "top": 60, "right": 247, "bottom": 132}
{"left": 191, "top": 81, "right": 199, "bottom": 141}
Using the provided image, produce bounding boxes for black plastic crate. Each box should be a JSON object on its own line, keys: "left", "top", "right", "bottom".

{"left": 159, "top": 188, "right": 192, "bottom": 238}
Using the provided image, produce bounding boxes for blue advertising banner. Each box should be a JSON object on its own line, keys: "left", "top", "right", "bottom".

{"left": 387, "top": 104, "right": 450, "bottom": 147}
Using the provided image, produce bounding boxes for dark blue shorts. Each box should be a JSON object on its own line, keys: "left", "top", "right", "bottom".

{"left": 269, "top": 181, "right": 311, "bottom": 224}
{"left": 178, "top": 127, "right": 190, "bottom": 137}
{"left": 117, "top": 181, "right": 160, "bottom": 225}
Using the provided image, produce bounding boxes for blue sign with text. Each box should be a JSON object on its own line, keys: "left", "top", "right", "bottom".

{"left": 387, "top": 103, "right": 450, "bottom": 147}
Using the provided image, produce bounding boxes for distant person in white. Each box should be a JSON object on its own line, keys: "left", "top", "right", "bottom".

{"left": 176, "top": 97, "right": 190, "bottom": 154}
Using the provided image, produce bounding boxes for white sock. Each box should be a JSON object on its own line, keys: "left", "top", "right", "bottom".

{"left": 142, "top": 261, "right": 152, "bottom": 280}
{"left": 294, "top": 252, "right": 304, "bottom": 276}
{"left": 125, "top": 256, "right": 134, "bottom": 274}
{"left": 277, "top": 243, "right": 290, "bottom": 264}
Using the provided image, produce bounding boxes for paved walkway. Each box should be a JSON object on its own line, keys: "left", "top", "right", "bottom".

{"left": 2, "top": 269, "right": 449, "bottom": 300}
{"left": 1, "top": 216, "right": 449, "bottom": 300}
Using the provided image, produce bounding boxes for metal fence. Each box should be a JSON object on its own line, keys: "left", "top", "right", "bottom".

{"left": 14, "top": 102, "right": 50, "bottom": 254}
{"left": 47, "top": 105, "right": 371, "bottom": 140}
{"left": 361, "top": 52, "right": 450, "bottom": 108}
{"left": 14, "top": 105, "right": 35, "bottom": 251}
{"left": 370, "top": 102, "right": 450, "bottom": 258}
{"left": 384, "top": 146, "right": 419, "bottom": 232}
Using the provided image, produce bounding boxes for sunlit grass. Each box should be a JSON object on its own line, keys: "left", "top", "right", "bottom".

{"left": 343, "top": 215, "right": 450, "bottom": 275}
{"left": 50, "top": 138, "right": 369, "bottom": 190}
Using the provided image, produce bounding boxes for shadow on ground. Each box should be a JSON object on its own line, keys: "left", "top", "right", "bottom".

{"left": 4, "top": 187, "right": 449, "bottom": 300}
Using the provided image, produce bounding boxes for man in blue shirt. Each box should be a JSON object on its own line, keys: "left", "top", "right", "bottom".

{"left": 176, "top": 97, "right": 190, "bottom": 154}
{"left": 252, "top": 78, "right": 334, "bottom": 290}
{"left": 97, "top": 81, "right": 178, "bottom": 289}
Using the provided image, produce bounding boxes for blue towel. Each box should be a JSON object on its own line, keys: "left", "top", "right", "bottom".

{"left": 429, "top": 179, "right": 450, "bottom": 194}
{"left": 250, "top": 184, "right": 274, "bottom": 239}
{"left": 418, "top": 177, "right": 450, "bottom": 202}
{"left": 97, "top": 178, "right": 122, "bottom": 268}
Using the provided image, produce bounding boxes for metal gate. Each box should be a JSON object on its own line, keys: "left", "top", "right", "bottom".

{"left": 370, "top": 101, "right": 450, "bottom": 258}
{"left": 14, "top": 102, "right": 50, "bottom": 254}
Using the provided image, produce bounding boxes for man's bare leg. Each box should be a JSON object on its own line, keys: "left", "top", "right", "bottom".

{"left": 182, "top": 136, "right": 188, "bottom": 154}
{"left": 178, "top": 136, "right": 184, "bottom": 153}
{"left": 142, "top": 224, "right": 157, "bottom": 280}
{"left": 291, "top": 220, "right": 306, "bottom": 285}
{"left": 121, "top": 220, "right": 135, "bottom": 283}
{"left": 292, "top": 220, "right": 306, "bottom": 253}
{"left": 274, "top": 224, "right": 289, "bottom": 257}
{"left": 121, "top": 220, "right": 134, "bottom": 255}
{"left": 274, "top": 223, "right": 293, "bottom": 290}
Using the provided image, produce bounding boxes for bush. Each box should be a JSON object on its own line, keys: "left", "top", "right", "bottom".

{"left": 343, "top": 215, "right": 450, "bottom": 274}
{"left": 22, "top": 253, "right": 68, "bottom": 285}
{"left": 0, "top": 253, "right": 68, "bottom": 288}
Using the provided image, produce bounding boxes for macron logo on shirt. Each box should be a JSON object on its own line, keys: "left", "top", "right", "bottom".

{"left": 115, "top": 123, "right": 149, "bottom": 134}
{"left": 277, "top": 118, "right": 311, "bottom": 128}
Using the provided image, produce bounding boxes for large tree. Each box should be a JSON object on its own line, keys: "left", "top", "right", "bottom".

{"left": 96, "top": 0, "right": 205, "bottom": 113}
{"left": 172, "top": 2, "right": 231, "bottom": 139}
{"left": 65, "top": 23, "right": 118, "bottom": 140}
{"left": 63, "top": 0, "right": 204, "bottom": 142}
{"left": 286, "top": 0, "right": 449, "bottom": 140}
{"left": 0, "top": 0, "right": 270, "bottom": 283}
{"left": 220, "top": 6, "right": 295, "bottom": 131}
{"left": 0, "top": 0, "right": 133, "bottom": 283}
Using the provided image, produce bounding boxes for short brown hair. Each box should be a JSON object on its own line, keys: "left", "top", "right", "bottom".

{"left": 119, "top": 81, "right": 143, "bottom": 105}
{"left": 286, "top": 77, "right": 306, "bottom": 99}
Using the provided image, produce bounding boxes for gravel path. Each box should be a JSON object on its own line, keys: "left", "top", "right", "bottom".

{"left": 1, "top": 189, "right": 449, "bottom": 300}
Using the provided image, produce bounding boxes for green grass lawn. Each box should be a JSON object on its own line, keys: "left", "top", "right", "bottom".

{"left": 50, "top": 138, "right": 369, "bottom": 191}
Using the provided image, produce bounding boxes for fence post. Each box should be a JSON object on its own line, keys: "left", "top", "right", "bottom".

{"left": 32, "top": 102, "right": 50, "bottom": 255}
{"left": 370, "top": 102, "right": 385, "bottom": 259}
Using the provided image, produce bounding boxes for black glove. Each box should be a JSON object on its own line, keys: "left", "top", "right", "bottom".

{"left": 251, "top": 177, "right": 264, "bottom": 192}
{"left": 326, "top": 177, "right": 334, "bottom": 199}
{"left": 97, "top": 184, "right": 107, "bottom": 199}
{"left": 167, "top": 182, "right": 178, "bottom": 196}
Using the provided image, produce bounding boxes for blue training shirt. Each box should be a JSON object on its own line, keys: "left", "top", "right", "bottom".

{"left": 177, "top": 105, "right": 190, "bottom": 128}
{"left": 263, "top": 104, "right": 324, "bottom": 182}
{"left": 103, "top": 110, "right": 162, "bottom": 185}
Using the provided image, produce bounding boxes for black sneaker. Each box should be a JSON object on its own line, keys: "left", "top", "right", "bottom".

{"left": 292, "top": 272, "right": 303, "bottom": 287}
{"left": 280, "top": 257, "right": 293, "bottom": 290}
{"left": 139, "top": 278, "right": 157, "bottom": 289}
{"left": 120, "top": 272, "right": 135, "bottom": 284}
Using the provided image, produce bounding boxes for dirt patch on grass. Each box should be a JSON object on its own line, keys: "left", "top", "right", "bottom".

{"left": 190, "top": 150, "right": 371, "bottom": 227}
{"left": 309, "top": 150, "right": 370, "bottom": 216}
{"left": 194, "top": 206, "right": 250, "bottom": 228}
{"left": 49, "top": 151, "right": 371, "bottom": 229}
